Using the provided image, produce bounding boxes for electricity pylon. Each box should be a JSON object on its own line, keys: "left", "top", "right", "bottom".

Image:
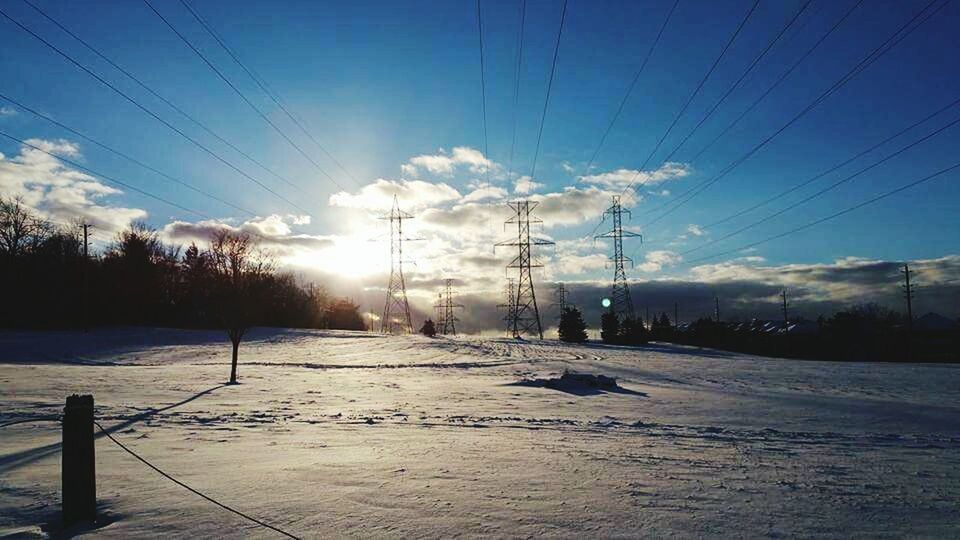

{"left": 497, "top": 278, "right": 517, "bottom": 335}
{"left": 380, "top": 195, "right": 415, "bottom": 334}
{"left": 495, "top": 200, "right": 554, "bottom": 339}
{"left": 550, "top": 282, "right": 569, "bottom": 317}
{"left": 595, "top": 195, "right": 641, "bottom": 321}
{"left": 434, "top": 278, "right": 464, "bottom": 335}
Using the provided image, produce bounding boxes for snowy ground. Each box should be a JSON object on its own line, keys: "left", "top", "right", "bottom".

{"left": 1, "top": 327, "right": 958, "bottom": 538}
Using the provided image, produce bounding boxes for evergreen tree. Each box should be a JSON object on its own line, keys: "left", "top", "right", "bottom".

{"left": 600, "top": 311, "right": 620, "bottom": 343}
{"left": 619, "top": 316, "right": 649, "bottom": 345}
{"left": 558, "top": 306, "right": 588, "bottom": 342}
{"left": 420, "top": 318, "right": 437, "bottom": 337}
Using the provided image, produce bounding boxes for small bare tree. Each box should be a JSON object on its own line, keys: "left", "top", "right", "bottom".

{"left": 208, "top": 229, "right": 272, "bottom": 384}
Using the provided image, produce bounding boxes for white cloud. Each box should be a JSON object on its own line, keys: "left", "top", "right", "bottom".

{"left": 513, "top": 176, "right": 543, "bottom": 194}
{"left": 580, "top": 162, "right": 691, "bottom": 189}
{"left": 0, "top": 138, "right": 146, "bottom": 234}
{"left": 637, "top": 250, "right": 682, "bottom": 272}
{"left": 329, "top": 178, "right": 461, "bottom": 212}
{"left": 687, "top": 224, "right": 706, "bottom": 237}
{"left": 405, "top": 146, "right": 498, "bottom": 177}
{"left": 561, "top": 161, "right": 575, "bottom": 174}
{"left": 461, "top": 183, "right": 507, "bottom": 203}
{"left": 0, "top": 106, "right": 16, "bottom": 117}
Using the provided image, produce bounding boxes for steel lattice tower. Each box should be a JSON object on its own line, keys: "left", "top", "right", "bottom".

{"left": 495, "top": 200, "right": 554, "bottom": 339}
{"left": 550, "top": 282, "right": 569, "bottom": 317}
{"left": 433, "top": 278, "right": 464, "bottom": 335}
{"left": 380, "top": 195, "right": 415, "bottom": 334}
{"left": 497, "top": 278, "right": 517, "bottom": 335}
{"left": 596, "top": 195, "right": 641, "bottom": 321}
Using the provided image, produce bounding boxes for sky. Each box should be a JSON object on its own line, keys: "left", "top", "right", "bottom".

{"left": 1, "top": 0, "right": 959, "bottom": 332}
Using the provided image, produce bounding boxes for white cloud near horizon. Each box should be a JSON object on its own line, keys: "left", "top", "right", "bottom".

{"left": 0, "top": 138, "right": 146, "bottom": 234}
{"left": 579, "top": 162, "right": 691, "bottom": 190}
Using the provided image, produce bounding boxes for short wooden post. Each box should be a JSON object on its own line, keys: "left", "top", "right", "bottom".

{"left": 63, "top": 394, "right": 96, "bottom": 525}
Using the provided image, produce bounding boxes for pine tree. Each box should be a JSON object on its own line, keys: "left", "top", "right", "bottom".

{"left": 420, "top": 318, "right": 437, "bottom": 337}
{"left": 600, "top": 311, "right": 620, "bottom": 343}
{"left": 558, "top": 306, "right": 588, "bottom": 342}
{"left": 619, "top": 316, "right": 649, "bottom": 345}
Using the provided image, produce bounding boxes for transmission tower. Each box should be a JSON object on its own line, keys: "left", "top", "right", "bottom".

{"left": 595, "top": 195, "right": 641, "bottom": 321}
{"left": 497, "top": 278, "right": 517, "bottom": 335}
{"left": 434, "top": 278, "right": 464, "bottom": 336}
{"left": 550, "top": 282, "right": 570, "bottom": 317}
{"left": 495, "top": 200, "right": 554, "bottom": 339}
{"left": 380, "top": 195, "right": 415, "bottom": 334}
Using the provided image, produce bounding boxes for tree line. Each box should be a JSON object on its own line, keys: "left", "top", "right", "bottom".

{"left": 1, "top": 197, "right": 367, "bottom": 381}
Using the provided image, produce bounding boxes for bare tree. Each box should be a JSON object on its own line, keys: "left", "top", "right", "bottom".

{"left": 208, "top": 229, "right": 273, "bottom": 384}
{"left": 0, "top": 197, "right": 37, "bottom": 257}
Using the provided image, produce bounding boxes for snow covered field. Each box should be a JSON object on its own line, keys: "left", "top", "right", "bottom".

{"left": 2, "top": 327, "right": 958, "bottom": 538}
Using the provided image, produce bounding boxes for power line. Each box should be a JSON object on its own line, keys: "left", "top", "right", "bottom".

{"left": 506, "top": 0, "right": 527, "bottom": 182}
{"left": 177, "top": 0, "right": 361, "bottom": 188}
{"left": 689, "top": 0, "right": 866, "bottom": 162}
{"left": 528, "top": 0, "right": 568, "bottom": 184}
{"left": 142, "top": 0, "right": 347, "bottom": 192}
{"left": 94, "top": 421, "right": 300, "bottom": 539}
{"left": 659, "top": 0, "right": 814, "bottom": 163}
{"left": 580, "top": 0, "right": 680, "bottom": 177}
{"left": 704, "top": 94, "right": 960, "bottom": 230}
{"left": 680, "top": 109, "right": 960, "bottom": 257}
{"left": 0, "top": 130, "right": 210, "bottom": 219}
{"left": 681, "top": 160, "right": 960, "bottom": 266}
{"left": 632, "top": 0, "right": 760, "bottom": 177}
{"left": 0, "top": 5, "right": 308, "bottom": 213}
{"left": 0, "top": 92, "right": 257, "bottom": 218}
{"left": 476, "top": 0, "right": 490, "bottom": 185}
{"left": 641, "top": 0, "right": 947, "bottom": 229}
{"left": 18, "top": 0, "right": 304, "bottom": 196}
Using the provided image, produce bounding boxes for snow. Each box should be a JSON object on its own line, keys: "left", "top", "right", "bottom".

{"left": 1, "top": 327, "right": 958, "bottom": 537}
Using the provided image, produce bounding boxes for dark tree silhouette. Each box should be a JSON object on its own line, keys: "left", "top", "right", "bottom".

{"left": 208, "top": 230, "right": 273, "bottom": 385}
{"left": 619, "top": 317, "right": 649, "bottom": 345}
{"left": 420, "top": 318, "right": 436, "bottom": 337}
{"left": 324, "top": 298, "right": 366, "bottom": 330}
{"left": 558, "top": 306, "right": 588, "bottom": 342}
{"left": 600, "top": 311, "right": 619, "bottom": 343}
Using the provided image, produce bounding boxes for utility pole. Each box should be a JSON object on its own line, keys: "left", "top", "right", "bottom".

{"left": 901, "top": 263, "right": 914, "bottom": 330}
{"left": 595, "top": 195, "right": 641, "bottom": 322}
{"left": 645, "top": 306, "right": 650, "bottom": 330}
{"left": 380, "top": 196, "right": 416, "bottom": 334}
{"left": 433, "top": 278, "right": 464, "bottom": 336}
{"left": 495, "top": 200, "right": 554, "bottom": 339}
{"left": 715, "top": 296, "right": 721, "bottom": 323}
{"left": 81, "top": 222, "right": 91, "bottom": 331}
{"left": 781, "top": 289, "right": 789, "bottom": 324}
{"left": 674, "top": 302, "right": 679, "bottom": 330}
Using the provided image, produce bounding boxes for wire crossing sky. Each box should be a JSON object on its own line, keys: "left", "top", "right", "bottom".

{"left": 1, "top": 0, "right": 958, "bottom": 324}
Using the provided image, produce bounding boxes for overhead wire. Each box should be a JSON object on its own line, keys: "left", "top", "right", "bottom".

{"left": 639, "top": 0, "right": 948, "bottom": 229}
{"left": 528, "top": 0, "right": 569, "bottom": 185}
{"left": 0, "top": 130, "right": 211, "bottom": 219}
{"left": 0, "top": 92, "right": 257, "bottom": 218}
{"left": 680, "top": 107, "right": 960, "bottom": 257}
{"left": 680, "top": 160, "right": 960, "bottom": 267}
{"left": 0, "top": 5, "right": 308, "bottom": 214}
{"left": 580, "top": 0, "right": 680, "bottom": 177}
{"left": 141, "top": 0, "right": 348, "bottom": 192}
{"left": 18, "top": 0, "right": 304, "bottom": 196}
{"left": 476, "top": 0, "right": 490, "bottom": 184}
{"left": 177, "top": 0, "right": 361, "bottom": 188}
{"left": 506, "top": 0, "right": 527, "bottom": 182}
{"left": 704, "top": 94, "right": 960, "bottom": 230}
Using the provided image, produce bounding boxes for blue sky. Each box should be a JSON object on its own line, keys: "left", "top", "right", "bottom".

{"left": 2, "top": 0, "right": 959, "bottom": 326}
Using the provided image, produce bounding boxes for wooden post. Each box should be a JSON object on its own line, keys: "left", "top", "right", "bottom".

{"left": 63, "top": 394, "right": 96, "bottom": 525}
